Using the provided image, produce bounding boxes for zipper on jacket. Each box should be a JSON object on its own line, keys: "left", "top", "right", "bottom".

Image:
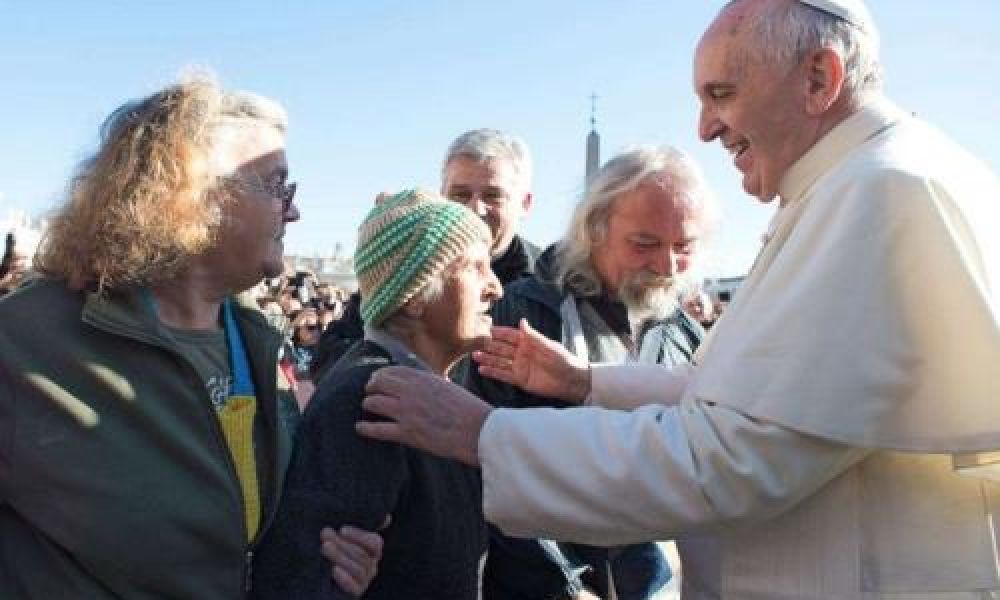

{"left": 244, "top": 549, "right": 254, "bottom": 593}
{"left": 244, "top": 329, "right": 284, "bottom": 595}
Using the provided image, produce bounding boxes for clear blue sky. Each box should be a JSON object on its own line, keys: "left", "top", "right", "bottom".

{"left": 2, "top": 1, "right": 997, "bottom": 276}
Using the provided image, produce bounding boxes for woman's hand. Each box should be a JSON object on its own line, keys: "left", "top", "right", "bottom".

{"left": 319, "top": 517, "right": 389, "bottom": 597}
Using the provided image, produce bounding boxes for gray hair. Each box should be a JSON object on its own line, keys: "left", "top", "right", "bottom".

{"left": 215, "top": 91, "right": 287, "bottom": 134}
{"left": 207, "top": 88, "right": 288, "bottom": 177}
{"left": 727, "top": 0, "right": 882, "bottom": 99}
{"left": 555, "top": 145, "right": 718, "bottom": 300}
{"left": 440, "top": 128, "right": 533, "bottom": 187}
{"left": 412, "top": 268, "right": 448, "bottom": 307}
{"left": 35, "top": 73, "right": 290, "bottom": 291}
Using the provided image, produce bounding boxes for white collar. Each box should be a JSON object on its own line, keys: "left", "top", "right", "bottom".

{"left": 778, "top": 99, "right": 905, "bottom": 207}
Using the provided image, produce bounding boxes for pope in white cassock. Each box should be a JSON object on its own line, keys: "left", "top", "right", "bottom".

{"left": 358, "top": 0, "right": 1000, "bottom": 597}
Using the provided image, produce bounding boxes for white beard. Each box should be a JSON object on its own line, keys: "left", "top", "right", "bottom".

{"left": 618, "top": 269, "right": 690, "bottom": 324}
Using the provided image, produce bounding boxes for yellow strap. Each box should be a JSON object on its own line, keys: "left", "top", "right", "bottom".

{"left": 217, "top": 394, "right": 260, "bottom": 541}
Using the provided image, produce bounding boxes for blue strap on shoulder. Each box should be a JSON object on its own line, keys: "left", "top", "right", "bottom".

{"left": 222, "top": 298, "right": 256, "bottom": 397}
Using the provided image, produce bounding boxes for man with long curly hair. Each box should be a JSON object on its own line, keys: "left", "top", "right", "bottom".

{"left": 0, "top": 76, "right": 379, "bottom": 598}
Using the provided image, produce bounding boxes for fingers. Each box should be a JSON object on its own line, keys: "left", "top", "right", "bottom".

{"left": 364, "top": 369, "right": 396, "bottom": 395}
{"left": 485, "top": 320, "right": 552, "bottom": 356}
{"left": 474, "top": 330, "right": 520, "bottom": 385}
{"left": 477, "top": 364, "right": 519, "bottom": 385}
{"left": 332, "top": 565, "right": 363, "bottom": 597}
{"left": 338, "top": 525, "right": 385, "bottom": 556}
{"left": 361, "top": 368, "right": 435, "bottom": 442}
{"left": 471, "top": 350, "right": 513, "bottom": 371}
{"left": 520, "top": 318, "right": 563, "bottom": 350}
{"left": 356, "top": 391, "right": 408, "bottom": 444}
{"left": 327, "top": 530, "right": 378, "bottom": 578}
{"left": 320, "top": 523, "right": 386, "bottom": 597}
{"left": 328, "top": 546, "right": 369, "bottom": 592}
{"left": 489, "top": 325, "right": 522, "bottom": 344}
{"left": 480, "top": 337, "right": 517, "bottom": 358}
{"left": 355, "top": 419, "right": 402, "bottom": 443}
{"left": 365, "top": 366, "right": 431, "bottom": 396}
{"left": 360, "top": 390, "right": 399, "bottom": 417}
{"left": 475, "top": 333, "right": 519, "bottom": 376}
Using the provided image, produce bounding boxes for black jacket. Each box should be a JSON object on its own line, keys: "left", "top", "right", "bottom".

{"left": 490, "top": 234, "right": 541, "bottom": 287}
{"left": 254, "top": 340, "right": 487, "bottom": 600}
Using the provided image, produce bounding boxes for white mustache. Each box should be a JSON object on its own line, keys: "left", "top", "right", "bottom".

{"left": 627, "top": 270, "right": 674, "bottom": 290}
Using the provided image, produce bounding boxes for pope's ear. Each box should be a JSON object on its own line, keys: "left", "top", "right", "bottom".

{"left": 804, "top": 46, "right": 846, "bottom": 115}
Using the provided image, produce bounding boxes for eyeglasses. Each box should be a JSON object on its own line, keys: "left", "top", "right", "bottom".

{"left": 226, "top": 174, "right": 297, "bottom": 212}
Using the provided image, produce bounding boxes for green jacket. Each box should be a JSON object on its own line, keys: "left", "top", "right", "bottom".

{"left": 0, "top": 278, "right": 298, "bottom": 599}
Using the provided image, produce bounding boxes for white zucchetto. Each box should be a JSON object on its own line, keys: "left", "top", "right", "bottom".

{"left": 798, "top": 0, "right": 873, "bottom": 30}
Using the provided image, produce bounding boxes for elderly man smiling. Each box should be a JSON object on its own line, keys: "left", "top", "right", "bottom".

{"left": 357, "top": 0, "right": 1000, "bottom": 597}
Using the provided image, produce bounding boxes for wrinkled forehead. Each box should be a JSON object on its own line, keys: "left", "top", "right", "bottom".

{"left": 611, "top": 182, "right": 708, "bottom": 232}
{"left": 672, "top": 193, "right": 711, "bottom": 227}
{"left": 445, "top": 155, "right": 524, "bottom": 189}
{"left": 696, "top": 17, "right": 752, "bottom": 74}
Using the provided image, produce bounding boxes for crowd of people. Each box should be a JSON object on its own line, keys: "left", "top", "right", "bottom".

{"left": 1, "top": 0, "right": 998, "bottom": 599}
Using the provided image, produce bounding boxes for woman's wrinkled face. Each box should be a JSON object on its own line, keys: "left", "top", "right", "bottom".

{"left": 421, "top": 240, "right": 502, "bottom": 357}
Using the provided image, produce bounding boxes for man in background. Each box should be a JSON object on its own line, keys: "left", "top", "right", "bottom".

{"left": 440, "top": 128, "right": 540, "bottom": 286}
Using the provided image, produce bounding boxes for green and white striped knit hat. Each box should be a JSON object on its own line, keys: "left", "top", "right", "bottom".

{"left": 354, "top": 188, "right": 491, "bottom": 326}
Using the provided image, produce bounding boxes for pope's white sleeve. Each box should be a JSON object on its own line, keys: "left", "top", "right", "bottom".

{"left": 480, "top": 399, "right": 868, "bottom": 546}
{"left": 586, "top": 363, "right": 691, "bottom": 409}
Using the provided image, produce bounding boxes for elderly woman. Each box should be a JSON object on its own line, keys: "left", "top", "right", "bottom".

{"left": 253, "top": 189, "right": 501, "bottom": 599}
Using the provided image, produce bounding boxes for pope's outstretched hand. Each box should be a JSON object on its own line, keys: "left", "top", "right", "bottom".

{"left": 473, "top": 318, "right": 591, "bottom": 403}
